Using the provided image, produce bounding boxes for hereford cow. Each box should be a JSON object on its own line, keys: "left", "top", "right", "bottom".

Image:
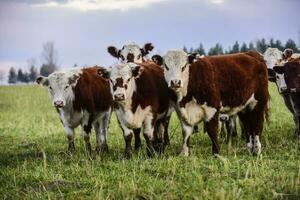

{"left": 107, "top": 42, "right": 154, "bottom": 63}
{"left": 268, "top": 59, "right": 300, "bottom": 139}
{"left": 36, "top": 67, "right": 113, "bottom": 155}
{"left": 152, "top": 50, "right": 269, "bottom": 156}
{"left": 107, "top": 42, "right": 171, "bottom": 150}
{"left": 98, "top": 62, "right": 174, "bottom": 158}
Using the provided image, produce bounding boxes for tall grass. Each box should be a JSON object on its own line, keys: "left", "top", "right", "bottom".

{"left": 0, "top": 84, "right": 299, "bottom": 199}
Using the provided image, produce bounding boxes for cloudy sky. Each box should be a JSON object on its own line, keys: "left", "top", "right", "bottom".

{"left": 0, "top": 0, "right": 299, "bottom": 76}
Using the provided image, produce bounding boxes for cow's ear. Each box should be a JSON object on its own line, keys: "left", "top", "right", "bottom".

{"left": 188, "top": 53, "right": 197, "bottom": 64}
{"left": 152, "top": 55, "right": 163, "bottom": 66}
{"left": 273, "top": 66, "right": 285, "bottom": 74}
{"left": 132, "top": 65, "right": 144, "bottom": 78}
{"left": 68, "top": 74, "right": 80, "bottom": 86}
{"left": 267, "top": 68, "right": 276, "bottom": 82}
{"left": 141, "top": 43, "right": 154, "bottom": 56}
{"left": 107, "top": 46, "right": 120, "bottom": 58}
{"left": 36, "top": 76, "right": 49, "bottom": 86}
{"left": 97, "top": 68, "right": 111, "bottom": 79}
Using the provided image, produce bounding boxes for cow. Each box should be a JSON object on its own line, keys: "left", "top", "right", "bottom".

{"left": 107, "top": 42, "right": 154, "bottom": 63}
{"left": 152, "top": 50, "right": 269, "bottom": 156}
{"left": 107, "top": 42, "right": 171, "bottom": 151}
{"left": 98, "top": 62, "right": 174, "bottom": 158}
{"left": 264, "top": 48, "right": 300, "bottom": 71}
{"left": 36, "top": 66, "right": 113, "bottom": 155}
{"left": 268, "top": 59, "right": 300, "bottom": 139}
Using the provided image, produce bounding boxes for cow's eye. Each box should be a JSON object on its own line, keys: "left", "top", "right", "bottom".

{"left": 49, "top": 86, "right": 52, "bottom": 90}
{"left": 65, "top": 85, "right": 69, "bottom": 89}
{"left": 164, "top": 64, "right": 169, "bottom": 71}
{"left": 120, "top": 55, "right": 125, "bottom": 61}
{"left": 182, "top": 65, "right": 186, "bottom": 72}
{"left": 127, "top": 78, "right": 130, "bottom": 82}
{"left": 137, "top": 54, "right": 141, "bottom": 59}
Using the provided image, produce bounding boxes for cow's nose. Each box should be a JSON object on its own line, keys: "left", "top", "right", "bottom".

{"left": 170, "top": 79, "right": 181, "bottom": 88}
{"left": 279, "top": 86, "right": 287, "bottom": 93}
{"left": 127, "top": 53, "right": 134, "bottom": 62}
{"left": 290, "top": 88, "right": 297, "bottom": 93}
{"left": 54, "top": 100, "right": 64, "bottom": 108}
{"left": 114, "top": 93, "right": 125, "bottom": 101}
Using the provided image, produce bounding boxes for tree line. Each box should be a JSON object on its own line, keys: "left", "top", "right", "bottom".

{"left": 183, "top": 38, "right": 299, "bottom": 55}
{"left": 8, "top": 41, "right": 59, "bottom": 84}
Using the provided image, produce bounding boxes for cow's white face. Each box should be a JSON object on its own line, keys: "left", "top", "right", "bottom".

{"left": 36, "top": 69, "right": 81, "bottom": 108}
{"left": 163, "top": 50, "right": 189, "bottom": 90}
{"left": 108, "top": 63, "right": 142, "bottom": 102}
{"left": 119, "top": 43, "right": 143, "bottom": 63}
{"left": 263, "top": 48, "right": 283, "bottom": 69}
{"left": 275, "top": 73, "right": 287, "bottom": 93}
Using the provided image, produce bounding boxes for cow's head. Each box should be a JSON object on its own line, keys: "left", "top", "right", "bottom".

{"left": 263, "top": 48, "right": 283, "bottom": 69}
{"left": 36, "top": 69, "right": 81, "bottom": 108}
{"left": 98, "top": 63, "right": 143, "bottom": 102}
{"left": 283, "top": 48, "right": 294, "bottom": 60}
{"left": 271, "top": 61, "right": 300, "bottom": 93}
{"left": 152, "top": 50, "right": 196, "bottom": 91}
{"left": 107, "top": 42, "right": 154, "bottom": 63}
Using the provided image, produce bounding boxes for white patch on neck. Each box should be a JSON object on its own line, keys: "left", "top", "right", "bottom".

{"left": 177, "top": 98, "right": 217, "bottom": 125}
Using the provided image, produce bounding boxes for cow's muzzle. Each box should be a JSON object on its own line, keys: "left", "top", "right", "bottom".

{"left": 54, "top": 100, "right": 64, "bottom": 108}
{"left": 279, "top": 86, "right": 288, "bottom": 94}
{"left": 170, "top": 79, "right": 181, "bottom": 89}
{"left": 114, "top": 93, "right": 125, "bottom": 101}
{"left": 290, "top": 88, "right": 297, "bottom": 93}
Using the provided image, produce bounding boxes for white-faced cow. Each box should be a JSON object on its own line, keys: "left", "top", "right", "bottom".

{"left": 107, "top": 42, "right": 171, "bottom": 150}
{"left": 152, "top": 50, "right": 269, "bottom": 156}
{"left": 36, "top": 67, "right": 113, "bottom": 155}
{"left": 268, "top": 58, "right": 300, "bottom": 139}
{"left": 107, "top": 42, "right": 154, "bottom": 63}
{"left": 98, "top": 62, "right": 174, "bottom": 158}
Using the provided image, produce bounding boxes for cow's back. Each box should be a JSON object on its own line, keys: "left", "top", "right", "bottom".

{"left": 197, "top": 52, "right": 268, "bottom": 107}
{"left": 73, "top": 67, "right": 113, "bottom": 113}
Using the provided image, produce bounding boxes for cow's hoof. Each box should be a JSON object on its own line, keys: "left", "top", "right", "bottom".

{"left": 134, "top": 143, "right": 142, "bottom": 151}
{"left": 146, "top": 146, "right": 156, "bottom": 158}
{"left": 180, "top": 147, "right": 190, "bottom": 157}
{"left": 124, "top": 150, "right": 132, "bottom": 159}
{"left": 246, "top": 142, "right": 253, "bottom": 154}
{"left": 96, "top": 144, "right": 108, "bottom": 155}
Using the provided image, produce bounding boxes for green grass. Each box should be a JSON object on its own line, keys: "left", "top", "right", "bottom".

{"left": 0, "top": 84, "right": 299, "bottom": 199}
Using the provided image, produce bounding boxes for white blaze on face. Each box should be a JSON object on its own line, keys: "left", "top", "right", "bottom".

{"left": 119, "top": 43, "right": 143, "bottom": 63}
{"left": 109, "top": 63, "right": 137, "bottom": 102}
{"left": 275, "top": 73, "right": 287, "bottom": 93}
{"left": 46, "top": 69, "right": 82, "bottom": 107}
{"left": 263, "top": 48, "right": 283, "bottom": 69}
{"left": 163, "top": 50, "right": 189, "bottom": 96}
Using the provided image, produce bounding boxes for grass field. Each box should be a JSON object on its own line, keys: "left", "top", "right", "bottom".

{"left": 0, "top": 84, "right": 299, "bottom": 199}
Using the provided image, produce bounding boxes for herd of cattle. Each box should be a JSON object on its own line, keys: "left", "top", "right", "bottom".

{"left": 36, "top": 43, "right": 300, "bottom": 158}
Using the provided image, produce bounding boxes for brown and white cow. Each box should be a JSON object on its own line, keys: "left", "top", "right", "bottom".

{"left": 152, "top": 50, "right": 269, "bottom": 156}
{"left": 107, "top": 42, "right": 154, "bottom": 63}
{"left": 98, "top": 62, "right": 174, "bottom": 158}
{"left": 36, "top": 67, "right": 113, "bottom": 155}
{"left": 268, "top": 58, "right": 300, "bottom": 139}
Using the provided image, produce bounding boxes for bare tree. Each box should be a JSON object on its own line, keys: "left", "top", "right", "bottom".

{"left": 40, "top": 41, "right": 59, "bottom": 76}
{"left": 0, "top": 70, "right": 5, "bottom": 84}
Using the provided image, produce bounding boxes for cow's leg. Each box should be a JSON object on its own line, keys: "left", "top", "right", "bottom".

{"left": 296, "top": 116, "right": 300, "bottom": 140}
{"left": 121, "top": 127, "right": 133, "bottom": 159}
{"left": 143, "top": 114, "right": 156, "bottom": 157}
{"left": 193, "top": 125, "right": 199, "bottom": 133}
{"left": 238, "top": 112, "right": 253, "bottom": 153}
{"left": 205, "top": 115, "right": 220, "bottom": 155}
{"left": 133, "top": 128, "right": 142, "bottom": 151}
{"left": 81, "top": 111, "right": 93, "bottom": 155}
{"left": 64, "top": 126, "right": 75, "bottom": 153}
{"left": 226, "top": 116, "right": 238, "bottom": 144}
{"left": 180, "top": 121, "right": 193, "bottom": 156}
{"left": 95, "top": 110, "right": 111, "bottom": 155}
{"left": 163, "top": 116, "right": 171, "bottom": 147}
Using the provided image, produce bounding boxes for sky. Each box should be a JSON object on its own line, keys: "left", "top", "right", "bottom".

{"left": 0, "top": 0, "right": 300, "bottom": 78}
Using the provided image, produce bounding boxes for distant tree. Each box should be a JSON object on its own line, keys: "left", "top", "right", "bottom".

{"left": 275, "top": 40, "right": 284, "bottom": 51}
{"left": 40, "top": 41, "right": 59, "bottom": 76}
{"left": 73, "top": 64, "right": 78, "bottom": 68}
{"left": 248, "top": 42, "right": 255, "bottom": 50}
{"left": 0, "top": 70, "right": 5, "bottom": 84}
{"left": 17, "top": 69, "right": 24, "bottom": 82}
{"left": 8, "top": 67, "right": 17, "bottom": 84}
{"left": 183, "top": 46, "right": 188, "bottom": 53}
{"left": 240, "top": 43, "right": 248, "bottom": 52}
{"left": 189, "top": 47, "right": 194, "bottom": 54}
{"left": 208, "top": 43, "right": 224, "bottom": 55}
{"left": 256, "top": 38, "right": 268, "bottom": 53}
{"left": 269, "top": 38, "right": 275, "bottom": 48}
{"left": 285, "top": 39, "right": 298, "bottom": 52}
{"left": 194, "top": 43, "right": 206, "bottom": 55}
{"left": 29, "top": 66, "right": 38, "bottom": 82}
{"left": 231, "top": 41, "right": 240, "bottom": 53}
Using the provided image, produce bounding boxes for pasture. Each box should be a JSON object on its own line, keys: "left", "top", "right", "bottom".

{"left": 0, "top": 84, "right": 299, "bottom": 199}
